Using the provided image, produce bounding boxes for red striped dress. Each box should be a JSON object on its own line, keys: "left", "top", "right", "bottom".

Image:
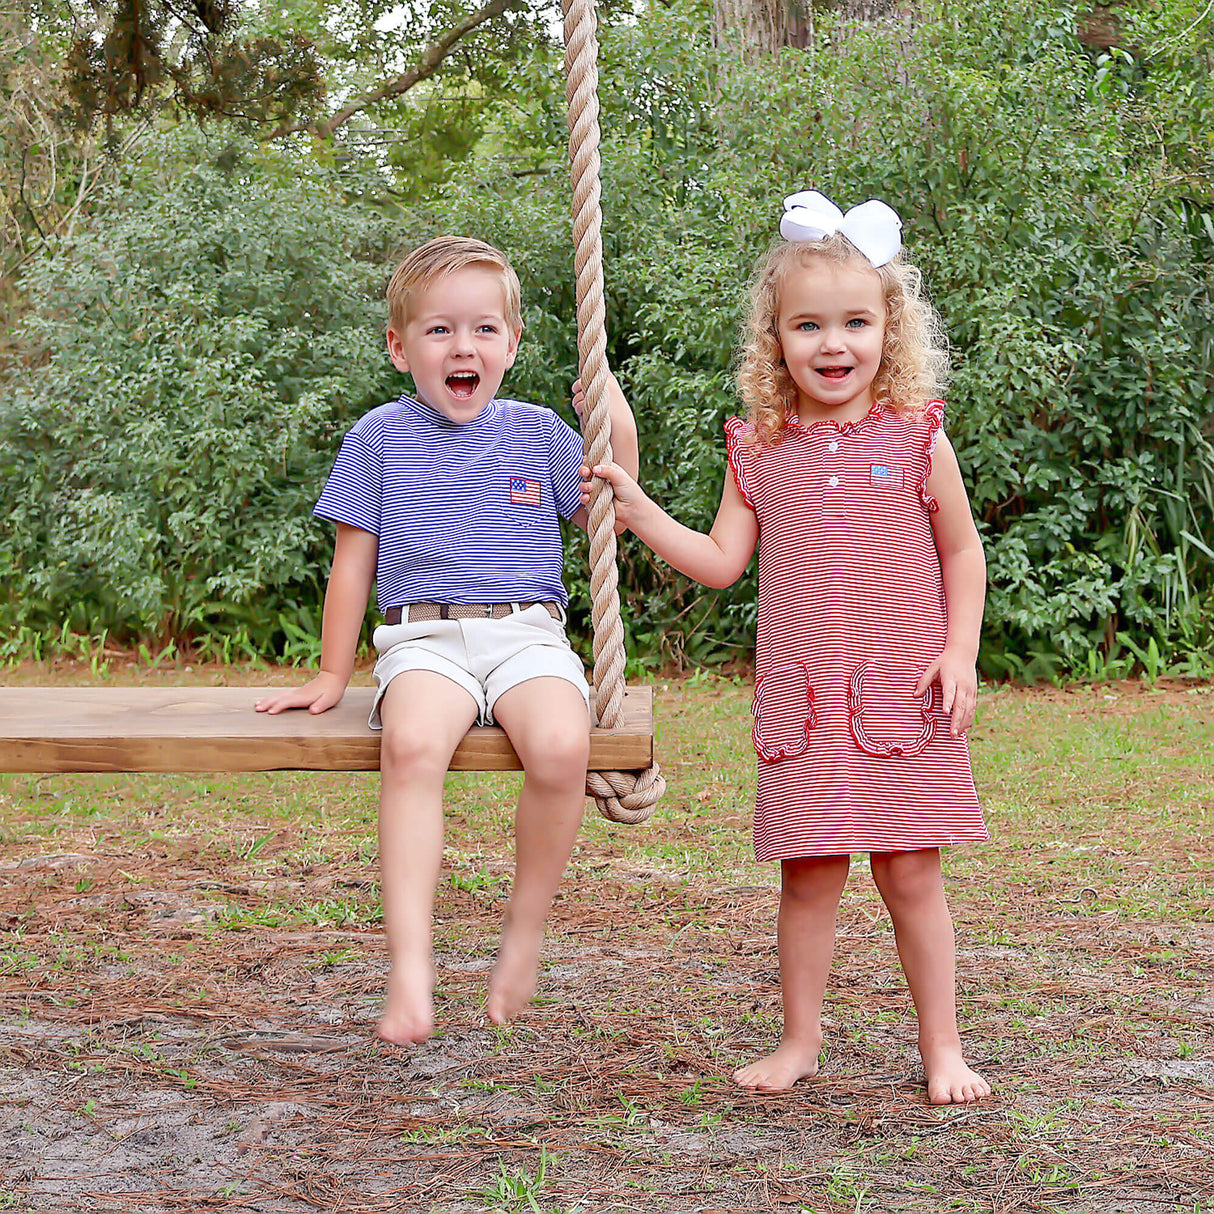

{"left": 725, "top": 401, "right": 987, "bottom": 861}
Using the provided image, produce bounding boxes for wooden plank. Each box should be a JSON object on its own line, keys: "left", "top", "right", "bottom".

{"left": 0, "top": 686, "right": 653, "bottom": 774}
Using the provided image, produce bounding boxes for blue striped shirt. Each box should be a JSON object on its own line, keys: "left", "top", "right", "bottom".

{"left": 314, "top": 394, "right": 585, "bottom": 610}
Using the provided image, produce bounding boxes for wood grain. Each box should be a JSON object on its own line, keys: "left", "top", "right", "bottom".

{"left": 0, "top": 686, "right": 654, "bottom": 774}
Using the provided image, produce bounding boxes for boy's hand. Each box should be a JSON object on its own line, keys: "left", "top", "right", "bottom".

{"left": 581, "top": 462, "right": 647, "bottom": 534}
{"left": 571, "top": 372, "right": 625, "bottom": 420}
{"left": 915, "top": 648, "right": 977, "bottom": 737}
{"left": 254, "top": 671, "right": 347, "bottom": 716}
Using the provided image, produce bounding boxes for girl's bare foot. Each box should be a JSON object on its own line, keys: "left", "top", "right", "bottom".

{"left": 376, "top": 958, "right": 434, "bottom": 1045}
{"left": 733, "top": 1037, "right": 823, "bottom": 1091}
{"left": 486, "top": 926, "right": 541, "bottom": 1025}
{"left": 922, "top": 1042, "right": 990, "bottom": 1104}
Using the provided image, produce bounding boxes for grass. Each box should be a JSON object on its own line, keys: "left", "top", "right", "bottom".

{"left": 0, "top": 664, "right": 1212, "bottom": 1212}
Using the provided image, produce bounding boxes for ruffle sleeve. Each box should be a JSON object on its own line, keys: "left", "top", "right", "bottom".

{"left": 724, "top": 416, "right": 757, "bottom": 511}
{"left": 917, "top": 400, "right": 946, "bottom": 513}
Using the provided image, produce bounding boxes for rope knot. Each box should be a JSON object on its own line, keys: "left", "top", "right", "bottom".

{"left": 586, "top": 763, "right": 666, "bottom": 824}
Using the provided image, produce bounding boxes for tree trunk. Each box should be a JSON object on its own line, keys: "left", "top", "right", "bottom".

{"left": 712, "top": 0, "right": 813, "bottom": 56}
{"left": 712, "top": 0, "right": 914, "bottom": 56}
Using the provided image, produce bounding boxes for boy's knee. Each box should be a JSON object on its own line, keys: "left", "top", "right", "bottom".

{"left": 522, "top": 723, "right": 590, "bottom": 786}
{"left": 379, "top": 724, "right": 452, "bottom": 780}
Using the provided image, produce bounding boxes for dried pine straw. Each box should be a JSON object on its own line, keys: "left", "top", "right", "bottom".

{"left": 1, "top": 671, "right": 1212, "bottom": 1212}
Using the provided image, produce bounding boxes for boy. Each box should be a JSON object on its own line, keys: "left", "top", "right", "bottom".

{"left": 256, "top": 236, "right": 638, "bottom": 1044}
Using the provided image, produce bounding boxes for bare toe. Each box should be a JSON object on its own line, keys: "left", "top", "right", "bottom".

{"left": 924, "top": 1048, "right": 989, "bottom": 1105}
{"left": 376, "top": 960, "right": 434, "bottom": 1045}
{"left": 486, "top": 933, "right": 541, "bottom": 1025}
{"left": 733, "top": 1041, "right": 822, "bottom": 1092}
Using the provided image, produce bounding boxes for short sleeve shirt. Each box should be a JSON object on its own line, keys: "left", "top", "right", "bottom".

{"left": 314, "top": 394, "right": 585, "bottom": 610}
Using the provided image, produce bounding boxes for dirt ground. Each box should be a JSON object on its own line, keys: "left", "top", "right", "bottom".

{"left": 1, "top": 670, "right": 1212, "bottom": 1213}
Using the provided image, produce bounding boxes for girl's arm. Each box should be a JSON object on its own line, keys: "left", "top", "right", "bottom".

{"left": 915, "top": 433, "right": 986, "bottom": 736}
{"left": 255, "top": 522, "right": 379, "bottom": 714}
{"left": 586, "top": 461, "right": 758, "bottom": 589}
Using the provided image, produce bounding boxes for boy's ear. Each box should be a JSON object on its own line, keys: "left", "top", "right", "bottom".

{"left": 386, "top": 326, "right": 410, "bottom": 373}
{"left": 504, "top": 327, "right": 522, "bottom": 370}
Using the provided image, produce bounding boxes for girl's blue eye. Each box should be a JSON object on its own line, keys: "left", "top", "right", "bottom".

{"left": 847, "top": 318, "right": 867, "bottom": 328}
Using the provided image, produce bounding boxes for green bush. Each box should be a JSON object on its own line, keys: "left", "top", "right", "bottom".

{"left": 0, "top": 134, "right": 399, "bottom": 653}
{"left": 2, "top": 0, "right": 1211, "bottom": 679}
{"left": 583, "top": 0, "right": 1214, "bottom": 676}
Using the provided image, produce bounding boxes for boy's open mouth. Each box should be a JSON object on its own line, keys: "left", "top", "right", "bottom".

{"left": 816, "top": 366, "right": 853, "bottom": 381}
{"left": 446, "top": 371, "right": 480, "bottom": 399}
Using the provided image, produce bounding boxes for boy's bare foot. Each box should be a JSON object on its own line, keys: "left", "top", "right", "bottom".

{"left": 486, "top": 928, "right": 541, "bottom": 1025}
{"left": 733, "top": 1038, "right": 823, "bottom": 1091}
{"left": 922, "top": 1042, "right": 990, "bottom": 1104}
{"left": 376, "top": 958, "right": 434, "bottom": 1045}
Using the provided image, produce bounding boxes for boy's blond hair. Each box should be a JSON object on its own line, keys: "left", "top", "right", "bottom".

{"left": 386, "top": 236, "right": 522, "bottom": 335}
{"left": 737, "top": 235, "right": 950, "bottom": 446}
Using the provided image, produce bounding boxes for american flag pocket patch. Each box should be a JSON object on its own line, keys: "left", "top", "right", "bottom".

{"left": 509, "top": 477, "right": 542, "bottom": 507}
{"left": 869, "top": 464, "right": 904, "bottom": 489}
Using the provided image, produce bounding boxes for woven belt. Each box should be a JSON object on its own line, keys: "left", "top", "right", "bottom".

{"left": 384, "top": 601, "right": 562, "bottom": 625}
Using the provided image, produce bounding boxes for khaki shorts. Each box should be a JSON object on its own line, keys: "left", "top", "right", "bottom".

{"left": 369, "top": 603, "right": 589, "bottom": 728}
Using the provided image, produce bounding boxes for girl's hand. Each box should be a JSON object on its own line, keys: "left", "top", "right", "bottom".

{"left": 915, "top": 648, "right": 977, "bottom": 737}
{"left": 254, "top": 671, "right": 347, "bottom": 716}
{"left": 580, "top": 462, "right": 646, "bottom": 534}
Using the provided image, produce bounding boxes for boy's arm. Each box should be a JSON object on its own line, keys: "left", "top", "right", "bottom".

{"left": 571, "top": 373, "right": 639, "bottom": 479}
{"left": 255, "top": 523, "right": 379, "bottom": 714}
{"left": 586, "top": 461, "right": 757, "bottom": 589}
{"left": 916, "top": 432, "right": 986, "bottom": 736}
{"left": 603, "top": 374, "right": 639, "bottom": 482}
{"left": 570, "top": 373, "right": 639, "bottom": 531}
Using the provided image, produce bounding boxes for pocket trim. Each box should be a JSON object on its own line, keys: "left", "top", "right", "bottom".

{"left": 848, "top": 662, "right": 937, "bottom": 758}
{"left": 752, "top": 661, "right": 816, "bottom": 763}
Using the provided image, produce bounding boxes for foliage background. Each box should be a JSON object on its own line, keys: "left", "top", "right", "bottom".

{"left": 1, "top": 0, "right": 1212, "bottom": 678}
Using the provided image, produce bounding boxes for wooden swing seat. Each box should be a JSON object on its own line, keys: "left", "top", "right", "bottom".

{"left": 0, "top": 686, "right": 653, "bottom": 775}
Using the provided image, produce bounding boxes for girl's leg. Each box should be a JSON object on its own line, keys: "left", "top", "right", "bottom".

{"left": 376, "top": 672, "right": 480, "bottom": 1045}
{"left": 735, "top": 854, "right": 851, "bottom": 1091}
{"left": 869, "top": 848, "right": 990, "bottom": 1104}
{"left": 487, "top": 677, "right": 590, "bottom": 1024}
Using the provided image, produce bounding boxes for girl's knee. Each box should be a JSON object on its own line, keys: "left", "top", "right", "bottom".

{"left": 781, "top": 855, "right": 849, "bottom": 902}
{"left": 871, "top": 849, "right": 943, "bottom": 905}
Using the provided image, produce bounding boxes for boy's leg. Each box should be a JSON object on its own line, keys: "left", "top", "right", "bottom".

{"left": 735, "top": 853, "right": 850, "bottom": 1091}
{"left": 485, "top": 676, "right": 590, "bottom": 1024}
{"left": 869, "top": 848, "right": 990, "bottom": 1104}
{"left": 376, "top": 672, "right": 480, "bottom": 1045}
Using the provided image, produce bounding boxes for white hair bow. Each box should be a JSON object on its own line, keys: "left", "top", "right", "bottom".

{"left": 779, "top": 190, "right": 903, "bottom": 267}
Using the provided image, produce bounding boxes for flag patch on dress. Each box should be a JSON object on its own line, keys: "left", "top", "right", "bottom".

{"left": 869, "top": 464, "right": 905, "bottom": 489}
{"left": 509, "top": 477, "right": 542, "bottom": 507}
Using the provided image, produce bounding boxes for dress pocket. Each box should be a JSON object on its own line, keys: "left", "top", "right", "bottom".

{"left": 848, "top": 661, "right": 937, "bottom": 758}
{"left": 751, "top": 662, "right": 815, "bottom": 763}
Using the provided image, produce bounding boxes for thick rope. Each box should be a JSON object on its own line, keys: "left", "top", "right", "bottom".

{"left": 562, "top": 0, "right": 664, "bottom": 824}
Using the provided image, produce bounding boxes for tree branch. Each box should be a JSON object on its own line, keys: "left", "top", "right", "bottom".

{"left": 266, "top": 0, "right": 520, "bottom": 142}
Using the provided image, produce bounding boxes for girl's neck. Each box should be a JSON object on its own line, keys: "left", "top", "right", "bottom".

{"left": 793, "top": 391, "right": 877, "bottom": 427}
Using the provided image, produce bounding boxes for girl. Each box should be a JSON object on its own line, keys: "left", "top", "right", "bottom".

{"left": 587, "top": 191, "right": 991, "bottom": 1104}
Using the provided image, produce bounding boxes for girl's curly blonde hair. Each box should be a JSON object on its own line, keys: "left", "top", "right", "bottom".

{"left": 736, "top": 235, "right": 949, "bottom": 446}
